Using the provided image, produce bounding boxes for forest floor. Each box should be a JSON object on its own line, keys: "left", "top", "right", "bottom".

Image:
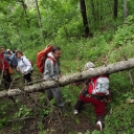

{"left": 0, "top": 71, "right": 96, "bottom": 134}
{"left": 0, "top": 94, "right": 94, "bottom": 134}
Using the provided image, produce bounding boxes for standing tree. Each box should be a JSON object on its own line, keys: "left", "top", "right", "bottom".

{"left": 124, "top": 0, "right": 128, "bottom": 21}
{"left": 34, "top": 0, "right": 45, "bottom": 43}
{"left": 18, "top": 0, "right": 30, "bottom": 28}
{"left": 113, "top": 0, "right": 118, "bottom": 19}
{"left": 90, "top": 0, "right": 96, "bottom": 21}
{"left": 79, "top": 0, "right": 93, "bottom": 38}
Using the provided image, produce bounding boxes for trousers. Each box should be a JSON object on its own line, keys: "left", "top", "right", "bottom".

{"left": 3, "top": 69, "right": 12, "bottom": 89}
{"left": 23, "top": 73, "right": 32, "bottom": 83}
{"left": 74, "top": 95, "right": 106, "bottom": 117}
{"left": 45, "top": 87, "right": 64, "bottom": 107}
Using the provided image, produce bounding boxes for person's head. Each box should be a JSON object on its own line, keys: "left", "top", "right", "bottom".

{"left": 13, "top": 50, "right": 17, "bottom": 54}
{"left": 0, "top": 46, "right": 5, "bottom": 54}
{"left": 16, "top": 50, "right": 23, "bottom": 59}
{"left": 84, "top": 62, "right": 95, "bottom": 70}
{"left": 52, "top": 46, "right": 61, "bottom": 59}
{"left": 6, "top": 49, "right": 10, "bottom": 52}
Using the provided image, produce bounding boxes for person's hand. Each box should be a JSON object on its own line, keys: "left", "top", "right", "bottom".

{"left": 23, "top": 71, "right": 26, "bottom": 74}
{"left": 16, "top": 67, "right": 20, "bottom": 72}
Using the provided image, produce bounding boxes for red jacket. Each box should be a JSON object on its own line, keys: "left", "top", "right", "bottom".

{"left": 0, "top": 53, "right": 9, "bottom": 72}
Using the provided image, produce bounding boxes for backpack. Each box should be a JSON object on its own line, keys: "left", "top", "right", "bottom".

{"left": 88, "top": 75, "right": 110, "bottom": 96}
{"left": 36, "top": 45, "right": 53, "bottom": 73}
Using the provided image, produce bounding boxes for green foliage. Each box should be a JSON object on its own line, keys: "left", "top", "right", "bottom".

{"left": 1, "top": 0, "right": 134, "bottom": 133}
{"left": 13, "top": 105, "right": 31, "bottom": 118}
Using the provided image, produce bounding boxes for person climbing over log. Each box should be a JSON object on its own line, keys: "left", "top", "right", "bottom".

{"left": 74, "top": 62, "right": 112, "bottom": 131}
{"left": 0, "top": 46, "right": 12, "bottom": 89}
{"left": 16, "top": 51, "right": 33, "bottom": 84}
{"left": 43, "top": 46, "right": 65, "bottom": 112}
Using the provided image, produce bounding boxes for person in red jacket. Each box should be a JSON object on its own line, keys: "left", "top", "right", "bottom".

{"left": 0, "top": 46, "right": 11, "bottom": 89}
{"left": 74, "top": 62, "right": 112, "bottom": 131}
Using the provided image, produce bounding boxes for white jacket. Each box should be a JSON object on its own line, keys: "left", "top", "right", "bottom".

{"left": 17, "top": 56, "right": 32, "bottom": 74}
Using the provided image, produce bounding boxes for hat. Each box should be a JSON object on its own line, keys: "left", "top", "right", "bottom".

{"left": 6, "top": 49, "right": 10, "bottom": 52}
{"left": 84, "top": 62, "right": 95, "bottom": 70}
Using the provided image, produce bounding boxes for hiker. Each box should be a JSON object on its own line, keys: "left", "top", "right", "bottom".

{"left": 4, "top": 49, "right": 18, "bottom": 68}
{"left": 6, "top": 50, "right": 18, "bottom": 68}
{"left": 16, "top": 51, "right": 33, "bottom": 84}
{"left": 43, "top": 46, "right": 65, "bottom": 112}
{"left": 0, "top": 46, "right": 12, "bottom": 89}
{"left": 73, "top": 62, "right": 112, "bottom": 131}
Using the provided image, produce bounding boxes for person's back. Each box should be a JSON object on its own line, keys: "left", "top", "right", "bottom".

{"left": 44, "top": 52, "right": 61, "bottom": 80}
{"left": 0, "top": 47, "right": 9, "bottom": 72}
{"left": 0, "top": 47, "right": 11, "bottom": 89}
{"left": 9, "top": 53, "right": 18, "bottom": 67}
{"left": 4, "top": 51, "right": 11, "bottom": 66}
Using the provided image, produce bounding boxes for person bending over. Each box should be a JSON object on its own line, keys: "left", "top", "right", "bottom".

{"left": 74, "top": 62, "right": 112, "bottom": 131}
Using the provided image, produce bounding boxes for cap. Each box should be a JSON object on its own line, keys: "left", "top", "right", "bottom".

{"left": 84, "top": 62, "right": 95, "bottom": 70}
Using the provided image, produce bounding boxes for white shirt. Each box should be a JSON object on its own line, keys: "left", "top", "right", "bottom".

{"left": 17, "top": 56, "right": 32, "bottom": 74}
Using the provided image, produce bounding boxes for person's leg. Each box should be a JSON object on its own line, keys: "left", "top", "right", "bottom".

{"left": 51, "top": 87, "right": 64, "bottom": 108}
{"left": 80, "top": 96, "right": 106, "bottom": 116}
{"left": 80, "top": 95, "right": 106, "bottom": 131}
{"left": 23, "top": 73, "right": 32, "bottom": 83}
{"left": 3, "top": 70, "right": 12, "bottom": 89}
{"left": 95, "top": 114, "right": 105, "bottom": 131}
{"left": 45, "top": 89, "right": 53, "bottom": 101}
{"left": 74, "top": 99, "right": 85, "bottom": 114}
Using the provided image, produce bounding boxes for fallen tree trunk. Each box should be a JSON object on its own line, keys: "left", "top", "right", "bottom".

{"left": 1, "top": 58, "right": 134, "bottom": 98}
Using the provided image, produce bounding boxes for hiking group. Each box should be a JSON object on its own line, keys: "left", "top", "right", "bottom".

{"left": 0, "top": 45, "right": 112, "bottom": 131}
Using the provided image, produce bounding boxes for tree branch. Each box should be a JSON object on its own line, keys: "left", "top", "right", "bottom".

{"left": 1, "top": 58, "right": 134, "bottom": 98}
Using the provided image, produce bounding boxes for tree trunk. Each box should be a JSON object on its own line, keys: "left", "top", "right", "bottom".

{"left": 1, "top": 58, "right": 134, "bottom": 98}
{"left": 113, "top": 0, "right": 118, "bottom": 19}
{"left": 79, "top": 0, "right": 93, "bottom": 38}
{"left": 90, "top": 0, "right": 96, "bottom": 21}
{"left": 34, "top": 0, "right": 45, "bottom": 43}
{"left": 124, "top": 0, "right": 128, "bottom": 21}
{"left": 20, "top": 0, "right": 30, "bottom": 28}
{"left": 18, "top": 0, "right": 34, "bottom": 41}
{"left": 1, "top": 23, "right": 12, "bottom": 46}
{"left": 16, "top": 24, "right": 23, "bottom": 51}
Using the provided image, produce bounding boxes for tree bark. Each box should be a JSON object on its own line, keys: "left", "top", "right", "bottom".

{"left": 1, "top": 58, "right": 134, "bottom": 98}
{"left": 1, "top": 23, "right": 12, "bottom": 46}
{"left": 124, "top": 0, "right": 128, "bottom": 21}
{"left": 34, "top": 0, "right": 45, "bottom": 43}
{"left": 90, "top": 0, "right": 96, "bottom": 21}
{"left": 113, "top": 0, "right": 118, "bottom": 19}
{"left": 79, "top": 0, "right": 93, "bottom": 38}
{"left": 18, "top": 0, "right": 35, "bottom": 42}
{"left": 16, "top": 24, "right": 23, "bottom": 51}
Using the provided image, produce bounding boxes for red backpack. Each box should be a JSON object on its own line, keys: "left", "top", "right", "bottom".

{"left": 88, "top": 75, "right": 110, "bottom": 96}
{"left": 36, "top": 45, "right": 54, "bottom": 73}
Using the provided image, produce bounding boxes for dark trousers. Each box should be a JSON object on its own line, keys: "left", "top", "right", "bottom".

{"left": 3, "top": 70, "right": 12, "bottom": 89}
{"left": 23, "top": 73, "right": 32, "bottom": 83}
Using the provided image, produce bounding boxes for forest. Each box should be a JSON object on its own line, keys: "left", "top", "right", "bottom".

{"left": 0, "top": 0, "right": 134, "bottom": 134}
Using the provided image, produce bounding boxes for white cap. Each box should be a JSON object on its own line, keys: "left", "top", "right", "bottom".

{"left": 84, "top": 62, "right": 95, "bottom": 70}
{"left": 6, "top": 49, "right": 10, "bottom": 52}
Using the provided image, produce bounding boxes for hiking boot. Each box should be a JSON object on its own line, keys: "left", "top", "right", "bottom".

{"left": 74, "top": 109, "right": 79, "bottom": 115}
{"left": 95, "top": 120, "right": 103, "bottom": 131}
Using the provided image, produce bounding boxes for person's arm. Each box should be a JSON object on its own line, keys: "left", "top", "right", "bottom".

{"left": 73, "top": 78, "right": 90, "bottom": 86}
{"left": 49, "top": 60, "right": 57, "bottom": 79}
